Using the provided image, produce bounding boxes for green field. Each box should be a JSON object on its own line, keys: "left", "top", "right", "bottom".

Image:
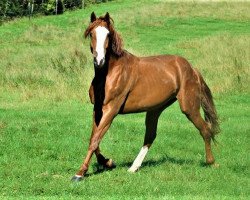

{"left": 0, "top": 0, "right": 249, "bottom": 199}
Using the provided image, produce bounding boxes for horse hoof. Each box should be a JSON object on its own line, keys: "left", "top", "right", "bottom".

{"left": 105, "top": 159, "right": 116, "bottom": 169}
{"left": 212, "top": 163, "right": 220, "bottom": 168}
{"left": 71, "top": 175, "right": 83, "bottom": 182}
{"left": 128, "top": 166, "right": 138, "bottom": 173}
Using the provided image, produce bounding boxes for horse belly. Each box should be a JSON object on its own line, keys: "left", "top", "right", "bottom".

{"left": 122, "top": 80, "right": 177, "bottom": 113}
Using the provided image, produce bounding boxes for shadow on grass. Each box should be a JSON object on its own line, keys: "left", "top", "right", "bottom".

{"left": 119, "top": 154, "right": 195, "bottom": 168}
{"left": 85, "top": 163, "right": 116, "bottom": 178}
{"left": 84, "top": 155, "right": 208, "bottom": 177}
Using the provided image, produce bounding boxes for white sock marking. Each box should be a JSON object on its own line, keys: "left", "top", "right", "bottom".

{"left": 95, "top": 26, "right": 109, "bottom": 65}
{"left": 128, "top": 146, "right": 149, "bottom": 173}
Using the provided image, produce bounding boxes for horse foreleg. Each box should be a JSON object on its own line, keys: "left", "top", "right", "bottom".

{"left": 128, "top": 109, "right": 162, "bottom": 172}
{"left": 71, "top": 105, "right": 119, "bottom": 181}
{"left": 91, "top": 115, "right": 115, "bottom": 169}
{"left": 95, "top": 146, "right": 116, "bottom": 169}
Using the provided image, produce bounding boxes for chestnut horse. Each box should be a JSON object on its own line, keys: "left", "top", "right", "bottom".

{"left": 71, "top": 12, "right": 220, "bottom": 181}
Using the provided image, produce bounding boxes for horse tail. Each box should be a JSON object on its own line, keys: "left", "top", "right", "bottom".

{"left": 196, "top": 70, "right": 220, "bottom": 141}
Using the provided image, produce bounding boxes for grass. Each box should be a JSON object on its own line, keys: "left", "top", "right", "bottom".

{"left": 0, "top": 96, "right": 249, "bottom": 199}
{"left": 0, "top": 0, "right": 249, "bottom": 199}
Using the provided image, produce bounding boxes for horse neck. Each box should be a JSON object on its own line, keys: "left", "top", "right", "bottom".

{"left": 94, "top": 50, "right": 131, "bottom": 81}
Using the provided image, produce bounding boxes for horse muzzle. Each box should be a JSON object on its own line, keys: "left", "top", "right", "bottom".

{"left": 94, "top": 57, "right": 105, "bottom": 68}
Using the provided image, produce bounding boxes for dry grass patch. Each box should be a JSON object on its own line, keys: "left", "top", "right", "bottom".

{"left": 177, "top": 34, "right": 250, "bottom": 94}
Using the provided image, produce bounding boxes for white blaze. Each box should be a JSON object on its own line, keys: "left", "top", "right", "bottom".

{"left": 95, "top": 26, "right": 109, "bottom": 65}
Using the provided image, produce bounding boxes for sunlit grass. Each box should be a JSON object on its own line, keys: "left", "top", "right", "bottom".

{"left": 0, "top": 96, "right": 249, "bottom": 198}
{"left": 0, "top": 0, "right": 249, "bottom": 102}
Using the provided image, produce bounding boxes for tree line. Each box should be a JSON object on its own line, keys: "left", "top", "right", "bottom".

{"left": 0, "top": 0, "right": 110, "bottom": 23}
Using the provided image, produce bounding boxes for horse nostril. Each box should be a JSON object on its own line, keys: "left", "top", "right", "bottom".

{"left": 93, "top": 58, "right": 105, "bottom": 68}
{"left": 99, "top": 59, "right": 104, "bottom": 66}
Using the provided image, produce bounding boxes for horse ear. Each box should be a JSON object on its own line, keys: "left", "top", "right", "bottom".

{"left": 91, "top": 12, "right": 96, "bottom": 22}
{"left": 104, "top": 12, "right": 110, "bottom": 24}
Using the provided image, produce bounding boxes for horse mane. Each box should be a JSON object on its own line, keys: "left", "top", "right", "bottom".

{"left": 109, "top": 25, "right": 124, "bottom": 57}
{"left": 84, "top": 16, "right": 124, "bottom": 57}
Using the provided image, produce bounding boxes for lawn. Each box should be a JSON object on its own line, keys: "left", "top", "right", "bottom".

{"left": 0, "top": 0, "right": 249, "bottom": 199}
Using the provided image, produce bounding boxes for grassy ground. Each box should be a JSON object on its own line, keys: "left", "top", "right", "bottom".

{"left": 0, "top": 0, "right": 249, "bottom": 199}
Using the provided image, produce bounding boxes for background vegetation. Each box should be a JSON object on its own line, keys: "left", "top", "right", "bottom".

{"left": 0, "top": 0, "right": 249, "bottom": 199}
{"left": 0, "top": 0, "right": 110, "bottom": 23}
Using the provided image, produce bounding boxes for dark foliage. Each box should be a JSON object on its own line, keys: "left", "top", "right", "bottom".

{"left": 0, "top": 0, "right": 112, "bottom": 23}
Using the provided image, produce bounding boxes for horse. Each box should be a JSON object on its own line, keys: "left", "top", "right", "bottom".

{"left": 71, "top": 12, "right": 220, "bottom": 181}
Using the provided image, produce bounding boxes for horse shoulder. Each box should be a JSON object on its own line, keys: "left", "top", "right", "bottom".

{"left": 104, "top": 64, "right": 132, "bottom": 106}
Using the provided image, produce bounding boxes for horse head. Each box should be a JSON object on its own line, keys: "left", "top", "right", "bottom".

{"left": 85, "top": 12, "right": 124, "bottom": 68}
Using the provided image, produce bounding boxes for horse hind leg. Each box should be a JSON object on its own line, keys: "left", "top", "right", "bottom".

{"left": 177, "top": 89, "right": 215, "bottom": 165}
{"left": 128, "top": 109, "right": 163, "bottom": 172}
{"left": 187, "top": 111, "right": 215, "bottom": 164}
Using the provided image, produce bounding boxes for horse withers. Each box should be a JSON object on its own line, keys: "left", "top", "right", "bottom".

{"left": 71, "top": 12, "right": 220, "bottom": 181}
